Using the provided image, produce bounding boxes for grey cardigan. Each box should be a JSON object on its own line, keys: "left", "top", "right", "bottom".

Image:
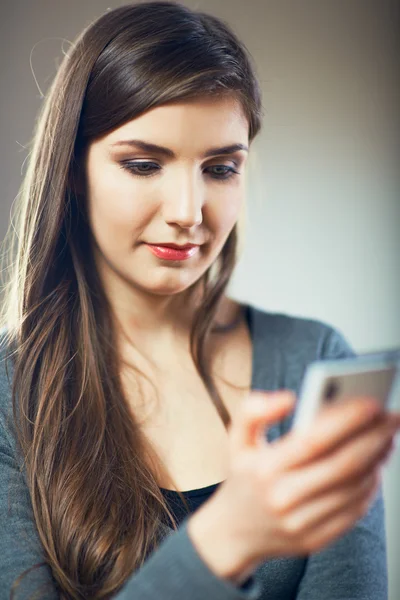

{"left": 0, "top": 304, "right": 388, "bottom": 599}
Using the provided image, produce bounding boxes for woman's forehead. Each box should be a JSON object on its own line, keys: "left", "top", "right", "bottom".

{"left": 96, "top": 97, "right": 249, "bottom": 154}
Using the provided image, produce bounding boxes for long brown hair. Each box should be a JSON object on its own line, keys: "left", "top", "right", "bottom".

{"left": 0, "top": 1, "right": 263, "bottom": 597}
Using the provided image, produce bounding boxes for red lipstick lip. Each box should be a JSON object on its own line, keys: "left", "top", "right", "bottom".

{"left": 145, "top": 243, "right": 200, "bottom": 261}
{"left": 147, "top": 243, "right": 199, "bottom": 249}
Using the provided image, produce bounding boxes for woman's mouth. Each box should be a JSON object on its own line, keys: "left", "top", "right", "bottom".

{"left": 144, "top": 243, "right": 200, "bottom": 261}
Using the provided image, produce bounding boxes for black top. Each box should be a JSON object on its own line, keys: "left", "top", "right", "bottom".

{"left": 159, "top": 303, "right": 253, "bottom": 525}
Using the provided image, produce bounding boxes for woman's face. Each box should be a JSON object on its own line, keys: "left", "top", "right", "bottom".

{"left": 83, "top": 95, "right": 249, "bottom": 300}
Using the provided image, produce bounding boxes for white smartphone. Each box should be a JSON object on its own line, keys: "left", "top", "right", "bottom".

{"left": 292, "top": 347, "right": 400, "bottom": 432}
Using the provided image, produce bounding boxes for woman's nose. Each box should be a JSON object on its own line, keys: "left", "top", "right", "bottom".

{"left": 162, "top": 178, "right": 204, "bottom": 228}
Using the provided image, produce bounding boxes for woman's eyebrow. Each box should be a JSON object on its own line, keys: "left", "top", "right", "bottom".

{"left": 110, "top": 139, "right": 248, "bottom": 158}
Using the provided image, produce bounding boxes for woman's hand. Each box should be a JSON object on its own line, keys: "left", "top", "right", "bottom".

{"left": 187, "top": 390, "right": 400, "bottom": 584}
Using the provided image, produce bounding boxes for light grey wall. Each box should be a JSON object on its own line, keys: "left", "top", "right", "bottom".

{"left": 1, "top": 0, "right": 399, "bottom": 597}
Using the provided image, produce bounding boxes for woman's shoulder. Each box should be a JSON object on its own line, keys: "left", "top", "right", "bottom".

{"left": 0, "top": 325, "right": 15, "bottom": 381}
{"left": 247, "top": 304, "right": 356, "bottom": 439}
{"left": 0, "top": 325, "right": 13, "bottom": 376}
{"left": 0, "top": 326, "right": 17, "bottom": 441}
{"left": 248, "top": 302, "right": 355, "bottom": 361}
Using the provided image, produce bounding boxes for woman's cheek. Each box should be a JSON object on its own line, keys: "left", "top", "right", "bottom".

{"left": 211, "top": 194, "right": 242, "bottom": 233}
{"left": 98, "top": 182, "right": 155, "bottom": 231}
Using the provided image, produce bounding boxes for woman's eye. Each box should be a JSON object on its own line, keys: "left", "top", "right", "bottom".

{"left": 119, "top": 161, "right": 239, "bottom": 181}
{"left": 207, "top": 165, "right": 239, "bottom": 180}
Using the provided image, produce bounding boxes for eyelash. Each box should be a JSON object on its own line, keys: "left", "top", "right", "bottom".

{"left": 118, "top": 161, "right": 240, "bottom": 181}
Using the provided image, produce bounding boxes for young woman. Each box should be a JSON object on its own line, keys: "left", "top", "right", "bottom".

{"left": 0, "top": 2, "right": 399, "bottom": 598}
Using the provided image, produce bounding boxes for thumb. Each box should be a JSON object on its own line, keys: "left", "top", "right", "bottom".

{"left": 230, "top": 390, "right": 296, "bottom": 452}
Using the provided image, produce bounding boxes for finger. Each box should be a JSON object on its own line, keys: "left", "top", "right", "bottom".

{"left": 300, "top": 420, "right": 396, "bottom": 489}
{"left": 281, "top": 469, "right": 380, "bottom": 541}
{"left": 271, "top": 396, "right": 386, "bottom": 470}
{"left": 302, "top": 470, "right": 381, "bottom": 554}
{"left": 271, "top": 420, "right": 396, "bottom": 510}
{"left": 230, "top": 390, "right": 296, "bottom": 453}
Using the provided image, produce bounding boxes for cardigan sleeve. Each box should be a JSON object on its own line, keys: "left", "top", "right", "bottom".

{"left": 295, "top": 326, "right": 388, "bottom": 599}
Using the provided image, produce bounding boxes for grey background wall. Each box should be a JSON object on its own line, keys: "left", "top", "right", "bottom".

{"left": 1, "top": 0, "right": 399, "bottom": 597}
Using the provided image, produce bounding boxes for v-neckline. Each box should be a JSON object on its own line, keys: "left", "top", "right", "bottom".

{"left": 160, "top": 302, "right": 256, "bottom": 496}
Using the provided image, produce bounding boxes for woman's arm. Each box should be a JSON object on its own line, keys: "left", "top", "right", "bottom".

{"left": 294, "top": 326, "right": 388, "bottom": 599}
